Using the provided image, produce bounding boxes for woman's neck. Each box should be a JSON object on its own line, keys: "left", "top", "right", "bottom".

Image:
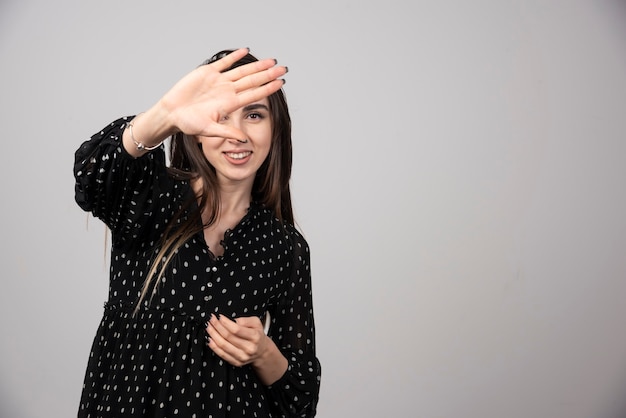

{"left": 192, "top": 178, "right": 253, "bottom": 258}
{"left": 192, "top": 177, "right": 253, "bottom": 222}
{"left": 218, "top": 186, "right": 252, "bottom": 216}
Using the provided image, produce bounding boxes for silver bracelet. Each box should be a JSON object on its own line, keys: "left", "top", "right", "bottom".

{"left": 127, "top": 118, "right": 164, "bottom": 151}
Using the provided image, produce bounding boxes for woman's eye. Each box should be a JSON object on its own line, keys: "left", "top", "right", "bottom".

{"left": 247, "top": 112, "right": 264, "bottom": 120}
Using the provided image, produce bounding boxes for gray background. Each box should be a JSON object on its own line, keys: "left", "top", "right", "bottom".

{"left": 2, "top": 0, "right": 626, "bottom": 417}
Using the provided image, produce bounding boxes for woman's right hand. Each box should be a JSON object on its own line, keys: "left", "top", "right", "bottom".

{"left": 123, "top": 48, "right": 287, "bottom": 156}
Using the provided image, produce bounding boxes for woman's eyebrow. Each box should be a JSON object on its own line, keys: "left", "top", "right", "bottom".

{"left": 242, "top": 103, "right": 270, "bottom": 112}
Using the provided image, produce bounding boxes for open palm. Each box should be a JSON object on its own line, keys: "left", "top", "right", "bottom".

{"left": 158, "top": 48, "right": 287, "bottom": 141}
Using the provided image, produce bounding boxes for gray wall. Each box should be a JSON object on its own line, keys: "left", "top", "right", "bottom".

{"left": 2, "top": 1, "right": 626, "bottom": 417}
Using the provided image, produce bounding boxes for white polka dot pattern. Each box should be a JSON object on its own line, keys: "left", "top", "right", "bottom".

{"left": 74, "top": 117, "right": 321, "bottom": 417}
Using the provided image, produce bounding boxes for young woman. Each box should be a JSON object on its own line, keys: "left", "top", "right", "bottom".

{"left": 74, "top": 48, "right": 321, "bottom": 417}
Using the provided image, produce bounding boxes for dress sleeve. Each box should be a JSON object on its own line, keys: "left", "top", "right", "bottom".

{"left": 266, "top": 226, "right": 322, "bottom": 417}
{"left": 73, "top": 116, "right": 171, "bottom": 249}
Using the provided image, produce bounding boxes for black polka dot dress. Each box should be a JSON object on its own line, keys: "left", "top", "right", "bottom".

{"left": 74, "top": 117, "right": 321, "bottom": 417}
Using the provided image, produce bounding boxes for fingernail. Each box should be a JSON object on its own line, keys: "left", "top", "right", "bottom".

{"left": 284, "top": 66, "right": 289, "bottom": 73}
{"left": 282, "top": 79, "right": 287, "bottom": 85}
{"left": 273, "top": 58, "right": 278, "bottom": 65}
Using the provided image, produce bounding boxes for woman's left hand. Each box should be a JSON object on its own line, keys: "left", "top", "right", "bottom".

{"left": 206, "top": 314, "right": 269, "bottom": 367}
{"left": 207, "top": 314, "right": 288, "bottom": 384}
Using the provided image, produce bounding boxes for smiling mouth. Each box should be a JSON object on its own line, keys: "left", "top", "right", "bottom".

{"left": 224, "top": 151, "right": 252, "bottom": 160}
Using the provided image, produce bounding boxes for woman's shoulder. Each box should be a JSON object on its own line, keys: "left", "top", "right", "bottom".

{"left": 250, "top": 204, "right": 308, "bottom": 245}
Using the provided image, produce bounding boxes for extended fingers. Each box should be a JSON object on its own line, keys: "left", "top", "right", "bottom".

{"left": 208, "top": 47, "right": 250, "bottom": 72}
{"left": 230, "top": 62, "right": 288, "bottom": 92}
{"left": 203, "top": 56, "right": 287, "bottom": 122}
{"left": 235, "top": 79, "right": 286, "bottom": 109}
{"left": 224, "top": 57, "right": 283, "bottom": 82}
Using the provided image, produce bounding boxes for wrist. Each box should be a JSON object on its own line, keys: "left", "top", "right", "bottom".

{"left": 150, "top": 99, "right": 180, "bottom": 138}
{"left": 122, "top": 106, "right": 176, "bottom": 157}
{"left": 252, "top": 336, "right": 288, "bottom": 386}
{"left": 127, "top": 115, "right": 163, "bottom": 151}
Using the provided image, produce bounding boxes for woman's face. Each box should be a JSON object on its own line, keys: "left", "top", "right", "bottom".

{"left": 196, "top": 98, "right": 272, "bottom": 187}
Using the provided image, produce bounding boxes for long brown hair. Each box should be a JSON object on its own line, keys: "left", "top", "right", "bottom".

{"left": 137, "top": 50, "right": 293, "bottom": 310}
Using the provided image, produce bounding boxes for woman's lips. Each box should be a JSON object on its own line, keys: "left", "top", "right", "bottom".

{"left": 223, "top": 151, "right": 252, "bottom": 165}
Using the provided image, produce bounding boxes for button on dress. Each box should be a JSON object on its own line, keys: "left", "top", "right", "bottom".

{"left": 74, "top": 117, "right": 321, "bottom": 417}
